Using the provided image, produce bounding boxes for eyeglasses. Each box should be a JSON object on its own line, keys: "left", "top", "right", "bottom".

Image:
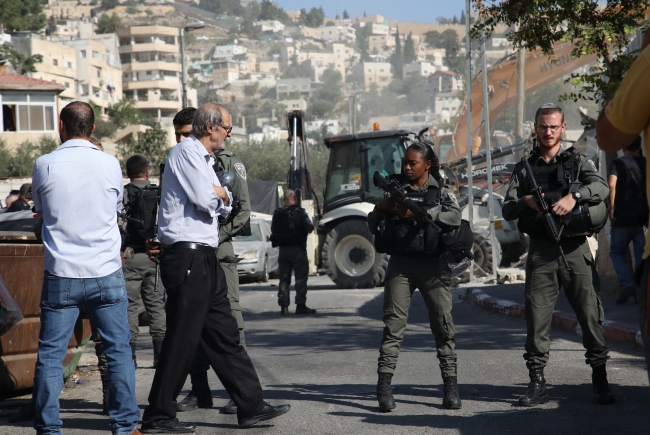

{"left": 536, "top": 124, "right": 563, "bottom": 133}
{"left": 219, "top": 124, "right": 233, "bottom": 134}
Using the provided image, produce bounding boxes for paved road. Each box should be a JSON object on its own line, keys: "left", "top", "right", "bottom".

{"left": 1, "top": 276, "right": 647, "bottom": 434}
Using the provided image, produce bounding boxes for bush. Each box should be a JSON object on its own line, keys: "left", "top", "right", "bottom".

{"left": 0, "top": 136, "right": 61, "bottom": 177}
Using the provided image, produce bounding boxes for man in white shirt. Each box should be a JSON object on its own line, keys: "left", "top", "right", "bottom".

{"left": 140, "top": 104, "right": 290, "bottom": 433}
{"left": 31, "top": 101, "right": 140, "bottom": 435}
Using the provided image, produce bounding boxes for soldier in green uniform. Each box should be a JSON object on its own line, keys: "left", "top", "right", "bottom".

{"left": 367, "top": 142, "right": 462, "bottom": 412}
{"left": 271, "top": 189, "right": 316, "bottom": 315}
{"left": 172, "top": 107, "right": 251, "bottom": 415}
{"left": 503, "top": 103, "right": 615, "bottom": 406}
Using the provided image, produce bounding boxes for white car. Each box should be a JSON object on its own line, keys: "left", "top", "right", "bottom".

{"left": 233, "top": 216, "right": 279, "bottom": 282}
{"left": 0, "top": 210, "right": 40, "bottom": 232}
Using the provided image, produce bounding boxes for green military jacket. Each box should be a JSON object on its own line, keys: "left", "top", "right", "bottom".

{"left": 502, "top": 148, "right": 608, "bottom": 222}
{"left": 368, "top": 173, "right": 462, "bottom": 232}
{"left": 213, "top": 150, "right": 251, "bottom": 250}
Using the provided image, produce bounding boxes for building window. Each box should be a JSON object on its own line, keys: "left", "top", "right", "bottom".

{"left": 0, "top": 92, "right": 57, "bottom": 132}
{"left": 92, "top": 51, "right": 100, "bottom": 59}
{"left": 146, "top": 70, "right": 152, "bottom": 75}
{"left": 66, "top": 61, "right": 72, "bottom": 68}
{"left": 81, "top": 50, "right": 87, "bottom": 58}
{"left": 96, "top": 69, "right": 101, "bottom": 78}
{"left": 53, "top": 59, "right": 58, "bottom": 66}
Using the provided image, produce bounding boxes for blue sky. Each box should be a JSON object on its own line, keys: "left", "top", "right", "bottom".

{"left": 274, "top": 0, "right": 469, "bottom": 23}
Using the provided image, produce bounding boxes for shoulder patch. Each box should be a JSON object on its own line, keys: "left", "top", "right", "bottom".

{"left": 448, "top": 192, "right": 458, "bottom": 205}
{"left": 588, "top": 159, "right": 597, "bottom": 171}
{"left": 509, "top": 173, "right": 517, "bottom": 185}
{"left": 234, "top": 162, "right": 247, "bottom": 180}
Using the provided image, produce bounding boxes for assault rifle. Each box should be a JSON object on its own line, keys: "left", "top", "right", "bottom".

{"left": 372, "top": 171, "right": 440, "bottom": 232}
{"left": 153, "top": 163, "right": 165, "bottom": 292}
{"left": 521, "top": 157, "right": 571, "bottom": 271}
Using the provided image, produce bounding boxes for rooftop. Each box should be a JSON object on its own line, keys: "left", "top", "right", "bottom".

{"left": 0, "top": 72, "right": 66, "bottom": 92}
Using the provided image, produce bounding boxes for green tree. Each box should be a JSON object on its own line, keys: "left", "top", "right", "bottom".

{"left": 101, "top": 0, "right": 119, "bottom": 9}
{"left": 0, "top": 0, "right": 46, "bottom": 32}
{"left": 403, "top": 32, "right": 417, "bottom": 64}
{"left": 97, "top": 13, "right": 122, "bottom": 34}
{"left": 199, "top": 0, "right": 245, "bottom": 16}
{"left": 440, "top": 29, "right": 459, "bottom": 56}
{"left": 258, "top": 0, "right": 292, "bottom": 25}
{"left": 308, "top": 68, "right": 343, "bottom": 118}
{"left": 299, "top": 7, "right": 325, "bottom": 28}
{"left": 0, "top": 136, "right": 62, "bottom": 177}
{"left": 425, "top": 30, "right": 441, "bottom": 48}
{"left": 107, "top": 99, "right": 155, "bottom": 129}
{"left": 473, "top": 0, "right": 648, "bottom": 102}
{"left": 356, "top": 25, "right": 372, "bottom": 62}
{"left": 0, "top": 43, "right": 42, "bottom": 75}
{"left": 460, "top": 9, "right": 466, "bottom": 25}
{"left": 117, "top": 125, "right": 169, "bottom": 175}
{"left": 391, "top": 30, "right": 404, "bottom": 79}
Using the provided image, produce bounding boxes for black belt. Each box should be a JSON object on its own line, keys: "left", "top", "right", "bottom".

{"left": 162, "top": 242, "right": 217, "bottom": 255}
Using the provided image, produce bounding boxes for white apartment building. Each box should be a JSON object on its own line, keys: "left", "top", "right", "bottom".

{"left": 213, "top": 44, "right": 247, "bottom": 59}
{"left": 403, "top": 61, "right": 437, "bottom": 79}
{"left": 352, "top": 61, "right": 392, "bottom": 89}
{"left": 255, "top": 20, "right": 285, "bottom": 33}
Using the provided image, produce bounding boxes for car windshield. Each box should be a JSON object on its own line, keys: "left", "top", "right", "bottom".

{"left": 233, "top": 222, "right": 263, "bottom": 242}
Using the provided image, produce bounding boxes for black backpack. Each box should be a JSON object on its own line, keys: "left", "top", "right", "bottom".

{"left": 125, "top": 183, "right": 159, "bottom": 244}
{"left": 270, "top": 207, "right": 298, "bottom": 247}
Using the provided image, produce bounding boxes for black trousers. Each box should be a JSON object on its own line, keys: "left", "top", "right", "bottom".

{"left": 142, "top": 248, "right": 265, "bottom": 426}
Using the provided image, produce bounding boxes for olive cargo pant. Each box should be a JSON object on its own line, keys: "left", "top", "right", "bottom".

{"left": 524, "top": 237, "right": 609, "bottom": 369}
{"left": 378, "top": 255, "right": 457, "bottom": 377}
{"left": 124, "top": 251, "right": 166, "bottom": 346}
{"left": 218, "top": 241, "right": 246, "bottom": 347}
{"left": 278, "top": 245, "right": 309, "bottom": 306}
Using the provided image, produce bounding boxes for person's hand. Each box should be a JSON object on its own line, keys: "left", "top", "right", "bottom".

{"left": 609, "top": 207, "right": 616, "bottom": 223}
{"left": 552, "top": 194, "right": 576, "bottom": 216}
{"left": 145, "top": 238, "right": 161, "bottom": 262}
{"left": 212, "top": 184, "right": 230, "bottom": 206}
{"left": 523, "top": 194, "right": 541, "bottom": 212}
{"left": 395, "top": 204, "right": 416, "bottom": 219}
{"left": 376, "top": 198, "right": 396, "bottom": 212}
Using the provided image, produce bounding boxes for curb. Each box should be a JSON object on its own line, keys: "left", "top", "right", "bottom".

{"left": 465, "top": 288, "right": 641, "bottom": 345}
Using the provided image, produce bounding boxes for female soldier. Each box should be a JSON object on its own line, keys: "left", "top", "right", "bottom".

{"left": 368, "top": 142, "right": 462, "bottom": 412}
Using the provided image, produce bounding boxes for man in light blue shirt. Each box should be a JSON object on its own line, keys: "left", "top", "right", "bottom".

{"left": 31, "top": 101, "right": 140, "bottom": 435}
{"left": 140, "top": 104, "right": 290, "bottom": 433}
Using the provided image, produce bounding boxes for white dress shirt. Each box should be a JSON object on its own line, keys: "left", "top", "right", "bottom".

{"left": 32, "top": 139, "right": 123, "bottom": 278}
{"left": 158, "top": 135, "right": 232, "bottom": 247}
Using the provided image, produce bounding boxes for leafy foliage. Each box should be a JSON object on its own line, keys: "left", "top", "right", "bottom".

{"left": 424, "top": 29, "right": 459, "bottom": 55}
{"left": 107, "top": 99, "right": 155, "bottom": 130}
{"left": 97, "top": 13, "right": 123, "bottom": 34}
{"left": 0, "top": 0, "right": 46, "bottom": 32}
{"left": 356, "top": 25, "right": 373, "bottom": 62}
{"left": 391, "top": 30, "right": 403, "bottom": 78}
{"left": 299, "top": 7, "right": 325, "bottom": 28}
{"left": 308, "top": 68, "right": 343, "bottom": 118}
{"left": 0, "top": 43, "right": 43, "bottom": 75}
{"left": 101, "top": 0, "right": 119, "bottom": 9}
{"left": 403, "top": 33, "right": 417, "bottom": 64}
{"left": 199, "top": 0, "right": 245, "bottom": 16}
{"left": 117, "top": 125, "right": 169, "bottom": 176}
{"left": 473, "top": 0, "right": 648, "bottom": 102}
{"left": 0, "top": 136, "right": 60, "bottom": 177}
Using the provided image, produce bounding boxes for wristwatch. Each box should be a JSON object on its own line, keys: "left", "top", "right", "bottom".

{"left": 572, "top": 191, "right": 582, "bottom": 202}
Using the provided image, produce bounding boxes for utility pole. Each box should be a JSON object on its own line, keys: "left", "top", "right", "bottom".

{"left": 480, "top": 30, "right": 498, "bottom": 281}
{"left": 515, "top": 45, "right": 526, "bottom": 140}
{"left": 180, "top": 22, "right": 206, "bottom": 108}
{"left": 465, "top": 0, "right": 474, "bottom": 281}
{"left": 348, "top": 89, "right": 363, "bottom": 133}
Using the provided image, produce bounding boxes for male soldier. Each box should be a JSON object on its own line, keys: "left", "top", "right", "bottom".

{"left": 271, "top": 189, "right": 315, "bottom": 315}
{"left": 174, "top": 106, "right": 252, "bottom": 415}
{"left": 122, "top": 155, "right": 166, "bottom": 368}
{"left": 503, "top": 103, "right": 614, "bottom": 406}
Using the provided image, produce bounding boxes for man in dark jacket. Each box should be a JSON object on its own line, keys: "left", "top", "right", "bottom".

{"left": 271, "top": 189, "right": 315, "bottom": 315}
{"left": 6, "top": 184, "right": 32, "bottom": 212}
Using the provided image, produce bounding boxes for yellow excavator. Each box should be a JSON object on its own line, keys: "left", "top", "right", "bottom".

{"left": 435, "top": 41, "right": 598, "bottom": 163}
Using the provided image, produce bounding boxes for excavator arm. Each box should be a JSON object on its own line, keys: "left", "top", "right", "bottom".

{"left": 444, "top": 41, "right": 597, "bottom": 162}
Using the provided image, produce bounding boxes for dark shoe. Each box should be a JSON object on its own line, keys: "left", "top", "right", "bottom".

{"left": 616, "top": 286, "right": 637, "bottom": 304}
{"left": 442, "top": 375, "right": 462, "bottom": 409}
{"left": 238, "top": 403, "right": 291, "bottom": 428}
{"left": 592, "top": 365, "right": 616, "bottom": 404}
{"left": 280, "top": 305, "right": 289, "bottom": 316}
{"left": 140, "top": 418, "right": 197, "bottom": 433}
{"left": 518, "top": 367, "right": 549, "bottom": 407}
{"left": 8, "top": 401, "right": 35, "bottom": 423}
{"left": 176, "top": 392, "right": 213, "bottom": 412}
{"left": 222, "top": 399, "right": 237, "bottom": 414}
{"left": 153, "top": 339, "right": 163, "bottom": 369}
{"left": 295, "top": 304, "right": 316, "bottom": 315}
{"left": 377, "top": 373, "right": 396, "bottom": 412}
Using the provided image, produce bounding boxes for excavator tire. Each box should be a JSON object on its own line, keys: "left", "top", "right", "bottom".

{"left": 323, "top": 219, "right": 388, "bottom": 289}
{"left": 472, "top": 227, "right": 502, "bottom": 277}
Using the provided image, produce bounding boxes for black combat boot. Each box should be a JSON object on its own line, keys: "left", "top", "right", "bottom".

{"left": 295, "top": 304, "right": 316, "bottom": 315}
{"left": 592, "top": 364, "right": 616, "bottom": 404}
{"left": 518, "top": 367, "right": 549, "bottom": 407}
{"left": 377, "top": 373, "right": 396, "bottom": 412}
{"left": 616, "top": 286, "right": 637, "bottom": 304}
{"left": 177, "top": 371, "right": 213, "bottom": 412}
{"left": 442, "top": 375, "right": 462, "bottom": 409}
{"left": 280, "top": 305, "right": 289, "bottom": 316}
{"left": 152, "top": 339, "right": 163, "bottom": 369}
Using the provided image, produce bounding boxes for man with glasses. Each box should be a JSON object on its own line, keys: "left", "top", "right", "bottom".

{"left": 175, "top": 107, "right": 252, "bottom": 416}
{"left": 503, "top": 103, "right": 614, "bottom": 407}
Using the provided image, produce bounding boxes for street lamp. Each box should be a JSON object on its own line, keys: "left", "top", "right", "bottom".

{"left": 180, "top": 21, "right": 205, "bottom": 108}
{"left": 348, "top": 89, "right": 363, "bottom": 134}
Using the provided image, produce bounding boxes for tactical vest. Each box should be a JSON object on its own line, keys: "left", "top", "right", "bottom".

{"left": 375, "top": 182, "right": 442, "bottom": 256}
{"left": 518, "top": 148, "right": 607, "bottom": 239}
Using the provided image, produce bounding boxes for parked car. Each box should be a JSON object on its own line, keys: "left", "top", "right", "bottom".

{"left": 0, "top": 210, "right": 39, "bottom": 232}
{"left": 232, "top": 216, "right": 279, "bottom": 282}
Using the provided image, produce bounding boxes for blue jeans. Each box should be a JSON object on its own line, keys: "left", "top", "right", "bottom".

{"left": 33, "top": 268, "right": 140, "bottom": 435}
{"left": 609, "top": 225, "right": 646, "bottom": 289}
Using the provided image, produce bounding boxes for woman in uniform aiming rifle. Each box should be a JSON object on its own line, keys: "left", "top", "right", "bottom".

{"left": 368, "top": 142, "right": 463, "bottom": 412}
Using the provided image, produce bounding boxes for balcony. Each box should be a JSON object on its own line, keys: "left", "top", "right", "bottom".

{"left": 119, "top": 42, "right": 179, "bottom": 55}
{"left": 123, "top": 80, "right": 179, "bottom": 91}
{"left": 122, "top": 61, "right": 182, "bottom": 73}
